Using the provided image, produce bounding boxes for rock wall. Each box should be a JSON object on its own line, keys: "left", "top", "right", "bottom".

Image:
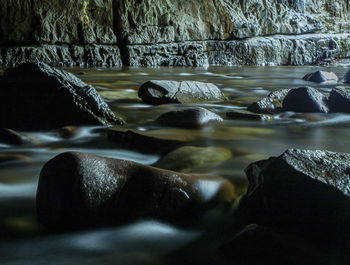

{"left": 0, "top": 0, "right": 349, "bottom": 66}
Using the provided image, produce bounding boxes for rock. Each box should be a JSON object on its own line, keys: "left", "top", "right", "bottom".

{"left": 36, "top": 152, "right": 235, "bottom": 229}
{"left": 107, "top": 129, "right": 185, "bottom": 154}
{"left": 302, "top": 70, "right": 338, "bottom": 83}
{"left": 221, "top": 225, "right": 329, "bottom": 265}
{"left": 282, "top": 86, "right": 329, "bottom": 113}
{"left": 0, "top": 62, "right": 125, "bottom": 130}
{"left": 247, "top": 89, "right": 291, "bottom": 114}
{"left": 328, "top": 86, "right": 350, "bottom": 113}
{"left": 138, "top": 80, "right": 227, "bottom": 105}
{"left": 154, "top": 146, "right": 232, "bottom": 173}
{"left": 342, "top": 69, "right": 350, "bottom": 84}
{"left": 0, "top": 128, "right": 29, "bottom": 145}
{"left": 239, "top": 149, "right": 350, "bottom": 247}
{"left": 156, "top": 108, "right": 223, "bottom": 128}
{"left": 226, "top": 110, "right": 270, "bottom": 121}
{"left": 58, "top": 126, "right": 80, "bottom": 139}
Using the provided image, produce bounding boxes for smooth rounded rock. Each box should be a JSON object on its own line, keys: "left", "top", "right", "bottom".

{"left": 328, "top": 86, "right": 350, "bottom": 113}
{"left": 303, "top": 70, "right": 338, "bottom": 83}
{"left": 0, "top": 63, "right": 125, "bottom": 130}
{"left": 156, "top": 107, "right": 223, "bottom": 128}
{"left": 138, "top": 80, "right": 227, "bottom": 105}
{"left": 282, "top": 87, "right": 329, "bottom": 113}
{"left": 36, "top": 152, "right": 235, "bottom": 230}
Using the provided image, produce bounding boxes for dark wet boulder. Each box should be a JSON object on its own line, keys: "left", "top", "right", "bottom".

{"left": 0, "top": 128, "right": 30, "bottom": 145}
{"left": 239, "top": 149, "right": 350, "bottom": 251}
{"left": 247, "top": 89, "right": 291, "bottom": 114}
{"left": 156, "top": 107, "right": 223, "bottom": 128}
{"left": 282, "top": 87, "right": 329, "bottom": 113}
{"left": 107, "top": 129, "right": 186, "bottom": 154}
{"left": 328, "top": 86, "right": 350, "bottom": 113}
{"left": 138, "top": 80, "right": 227, "bottom": 105}
{"left": 303, "top": 70, "right": 338, "bottom": 83}
{"left": 221, "top": 225, "right": 330, "bottom": 265}
{"left": 342, "top": 69, "right": 350, "bottom": 84}
{"left": 36, "top": 152, "right": 235, "bottom": 230}
{"left": 0, "top": 63, "right": 125, "bottom": 130}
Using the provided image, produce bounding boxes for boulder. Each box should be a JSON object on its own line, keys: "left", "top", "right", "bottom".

{"left": 107, "top": 129, "right": 185, "bottom": 154}
{"left": 138, "top": 80, "right": 227, "bottom": 105}
{"left": 247, "top": 89, "right": 291, "bottom": 114}
{"left": 154, "top": 146, "right": 232, "bottom": 173}
{"left": 156, "top": 107, "right": 223, "bottom": 128}
{"left": 342, "top": 69, "right": 350, "bottom": 84}
{"left": 0, "top": 63, "right": 125, "bottom": 130}
{"left": 36, "top": 152, "right": 235, "bottom": 230}
{"left": 0, "top": 128, "right": 29, "bottom": 145}
{"left": 303, "top": 70, "right": 338, "bottom": 83}
{"left": 282, "top": 86, "right": 329, "bottom": 113}
{"left": 239, "top": 149, "right": 350, "bottom": 248}
{"left": 328, "top": 86, "right": 350, "bottom": 113}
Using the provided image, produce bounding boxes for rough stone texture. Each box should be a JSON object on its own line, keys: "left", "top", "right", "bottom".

{"left": 303, "top": 70, "right": 338, "bottom": 83}
{"left": 126, "top": 34, "right": 350, "bottom": 67}
{"left": 328, "top": 86, "right": 350, "bottom": 113}
{"left": 138, "top": 80, "right": 227, "bottom": 104}
{"left": 156, "top": 107, "right": 223, "bottom": 128}
{"left": 0, "top": 62, "right": 125, "bottom": 130}
{"left": 248, "top": 88, "right": 291, "bottom": 114}
{"left": 1, "top": 45, "right": 122, "bottom": 67}
{"left": 0, "top": 1, "right": 350, "bottom": 66}
{"left": 282, "top": 87, "right": 329, "bottom": 113}
{"left": 36, "top": 151, "right": 235, "bottom": 229}
{"left": 239, "top": 149, "right": 350, "bottom": 248}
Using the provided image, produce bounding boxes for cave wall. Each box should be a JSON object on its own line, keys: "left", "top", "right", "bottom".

{"left": 0, "top": 0, "right": 349, "bottom": 66}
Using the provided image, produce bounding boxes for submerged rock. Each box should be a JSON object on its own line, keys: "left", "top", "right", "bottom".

{"left": 226, "top": 110, "right": 270, "bottom": 121}
{"left": 282, "top": 87, "right": 329, "bottom": 113}
{"left": 0, "top": 63, "right": 125, "bottom": 130}
{"left": 36, "top": 152, "right": 235, "bottom": 230}
{"left": 239, "top": 149, "right": 350, "bottom": 249}
{"left": 0, "top": 128, "right": 29, "bottom": 145}
{"left": 328, "top": 86, "right": 350, "bottom": 113}
{"left": 303, "top": 70, "right": 338, "bottom": 83}
{"left": 107, "top": 129, "right": 185, "bottom": 154}
{"left": 138, "top": 80, "right": 227, "bottom": 105}
{"left": 154, "top": 146, "right": 232, "bottom": 173}
{"left": 247, "top": 89, "right": 291, "bottom": 114}
{"left": 156, "top": 107, "right": 223, "bottom": 128}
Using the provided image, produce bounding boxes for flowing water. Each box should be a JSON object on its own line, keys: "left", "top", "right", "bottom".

{"left": 1, "top": 64, "right": 350, "bottom": 264}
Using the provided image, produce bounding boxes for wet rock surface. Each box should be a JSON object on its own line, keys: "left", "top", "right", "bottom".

{"left": 36, "top": 152, "right": 235, "bottom": 229}
{"left": 238, "top": 149, "right": 350, "bottom": 254}
{"left": 0, "top": 63, "right": 125, "bottom": 130}
{"left": 226, "top": 110, "right": 270, "bottom": 121}
{"left": 138, "top": 80, "right": 227, "bottom": 104}
{"left": 0, "top": 128, "right": 29, "bottom": 145}
{"left": 303, "top": 70, "right": 338, "bottom": 83}
{"left": 247, "top": 88, "right": 291, "bottom": 114}
{"left": 282, "top": 87, "right": 329, "bottom": 113}
{"left": 342, "top": 69, "right": 350, "bottom": 84}
{"left": 156, "top": 108, "right": 223, "bottom": 128}
{"left": 328, "top": 86, "right": 350, "bottom": 113}
{"left": 154, "top": 146, "right": 232, "bottom": 173}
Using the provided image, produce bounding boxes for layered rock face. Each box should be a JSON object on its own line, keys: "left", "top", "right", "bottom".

{"left": 0, "top": 0, "right": 349, "bottom": 66}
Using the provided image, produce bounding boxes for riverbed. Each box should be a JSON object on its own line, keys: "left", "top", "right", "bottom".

{"left": 1, "top": 64, "right": 350, "bottom": 264}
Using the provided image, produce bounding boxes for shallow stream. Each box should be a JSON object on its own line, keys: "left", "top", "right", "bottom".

{"left": 1, "top": 64, "right": 350, "bottom": 264}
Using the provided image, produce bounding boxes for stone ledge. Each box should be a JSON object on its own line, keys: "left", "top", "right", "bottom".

{"left": 0, "top": 44, "right": 122, "bottom": 67}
